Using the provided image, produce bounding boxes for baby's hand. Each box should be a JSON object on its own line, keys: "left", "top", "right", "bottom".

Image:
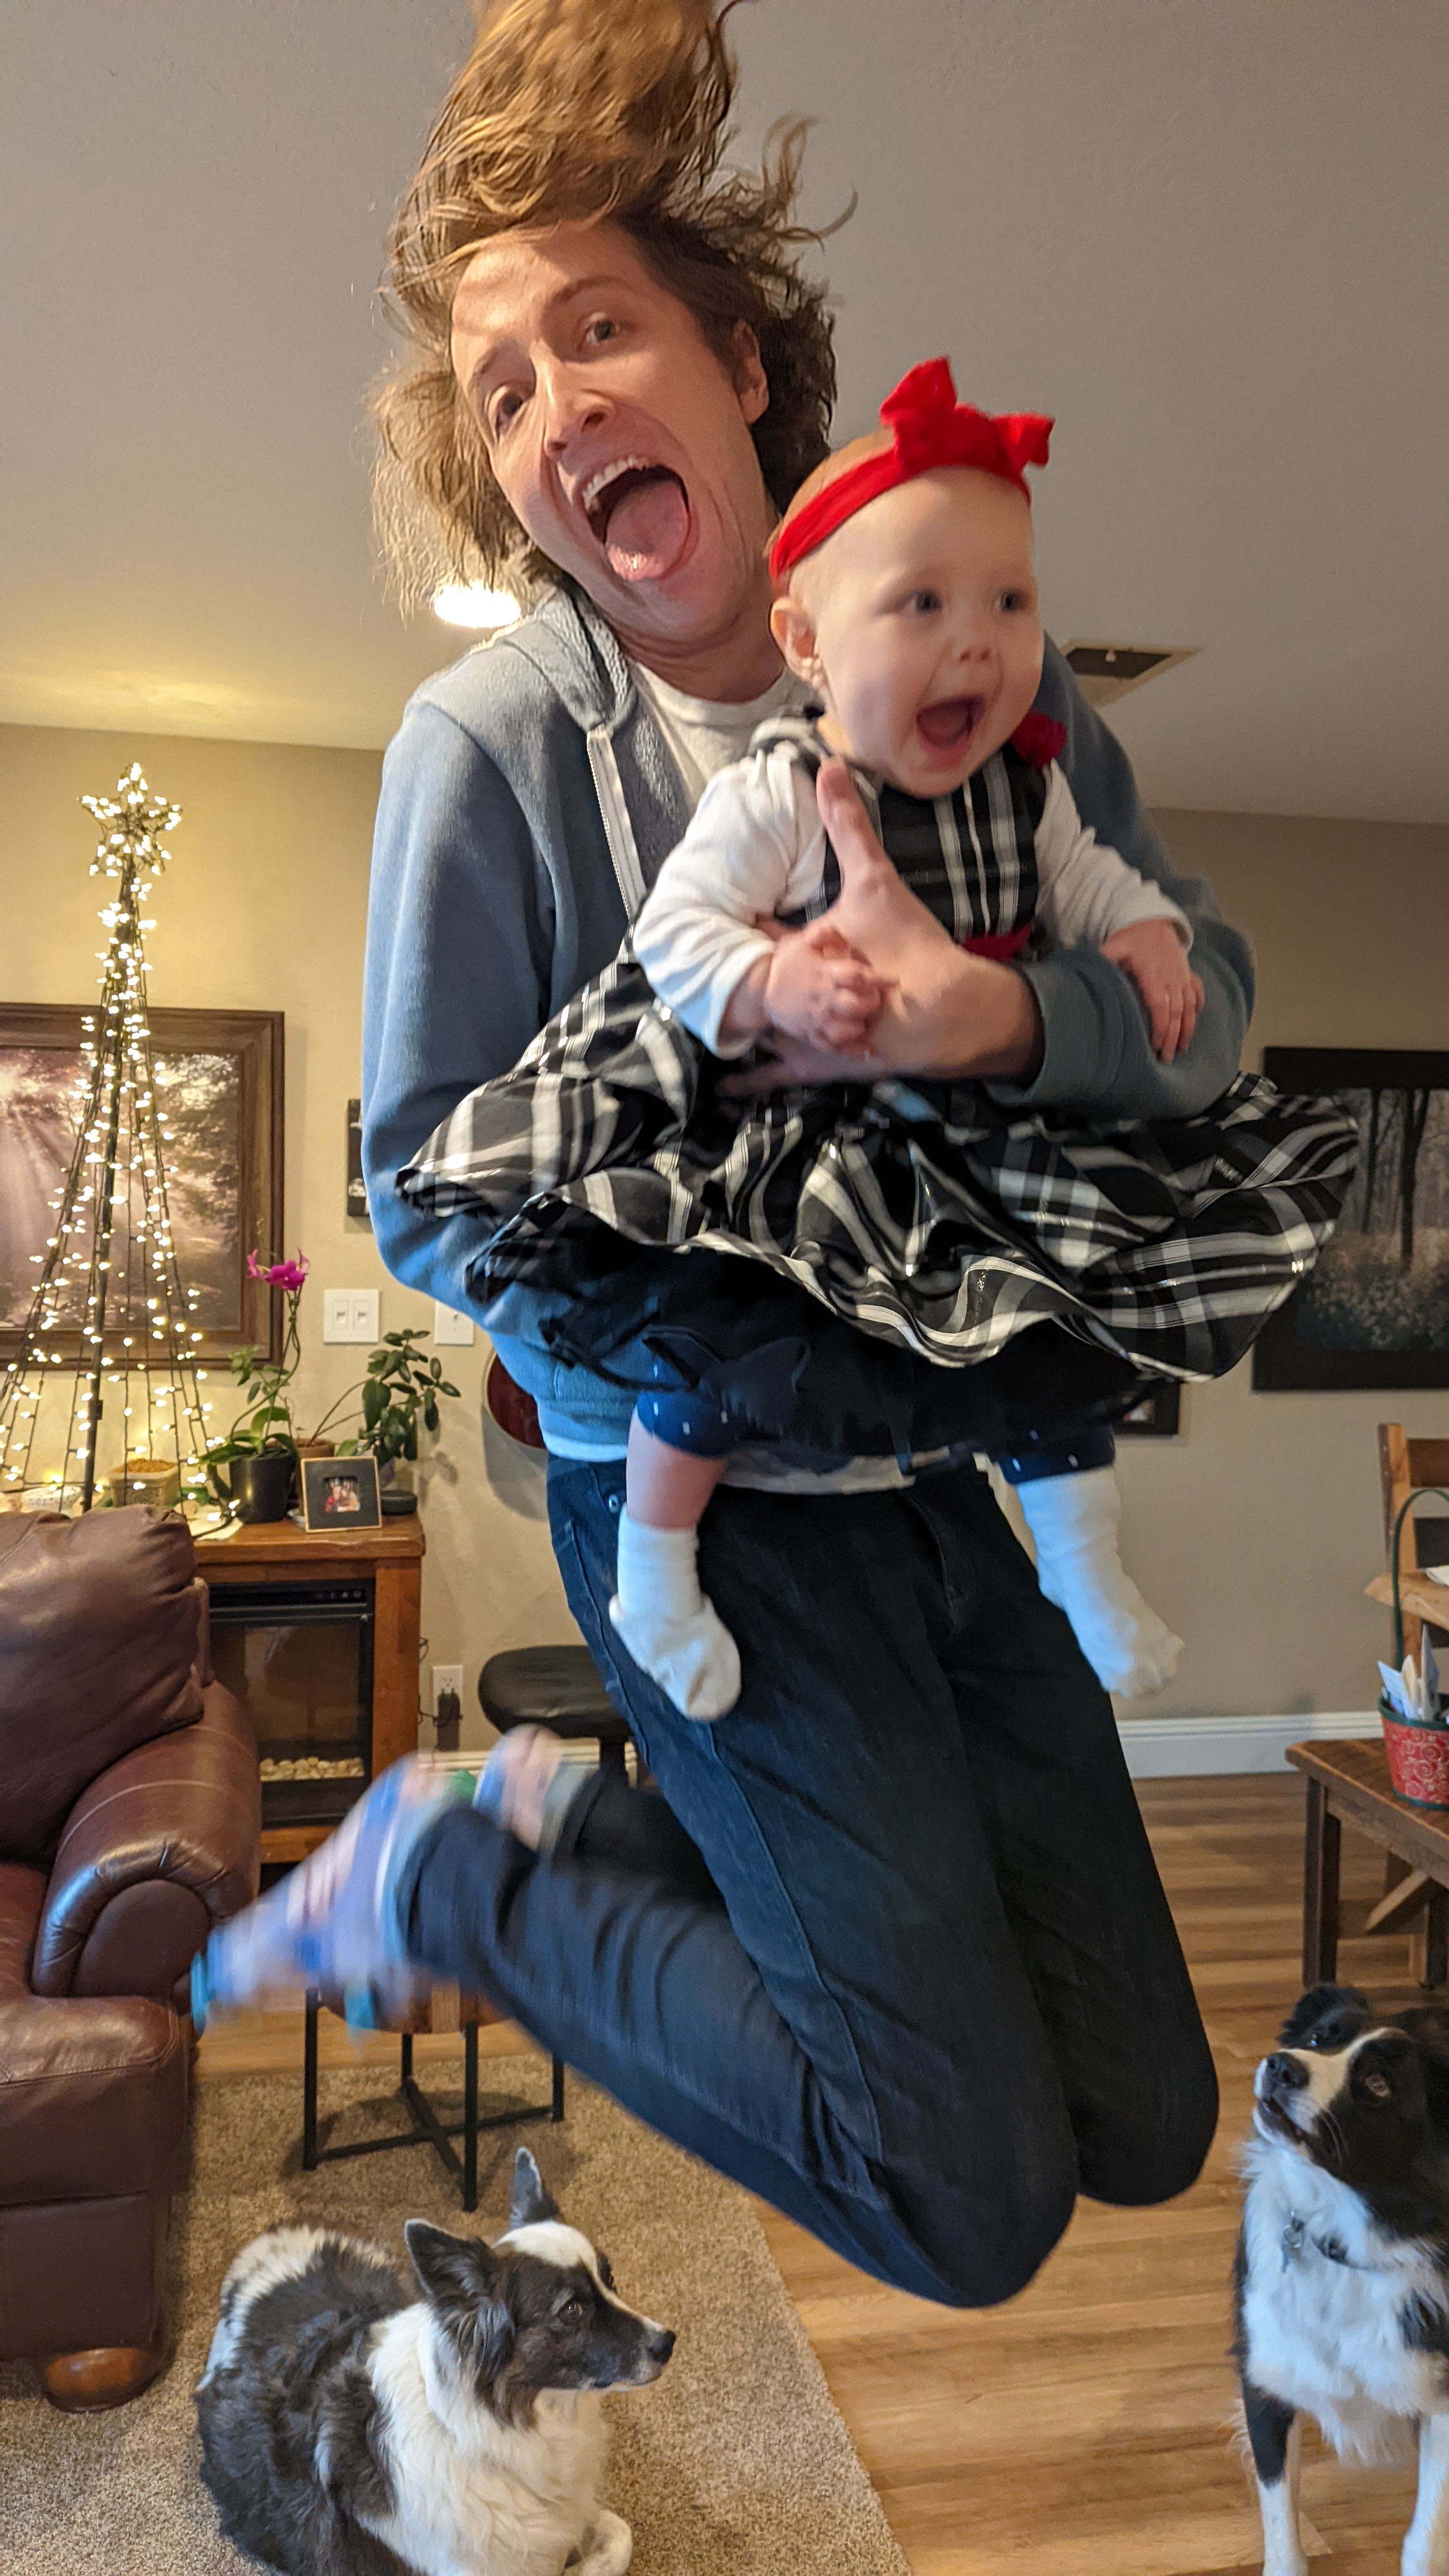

{"left": 1101, "top": 919, "right": 1204, "bottom": 1062}
{"left": 763, "top": 921, "right": 891, "bottom": 1053}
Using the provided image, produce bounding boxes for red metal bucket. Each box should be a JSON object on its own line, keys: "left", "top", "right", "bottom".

{"left": 1381, "top": 1704, "right": 1449, "bottom": 1809}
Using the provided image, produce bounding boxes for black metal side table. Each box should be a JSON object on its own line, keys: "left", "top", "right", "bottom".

{"left": 301, "top": 1989, "right": 565, "bottom": 2212}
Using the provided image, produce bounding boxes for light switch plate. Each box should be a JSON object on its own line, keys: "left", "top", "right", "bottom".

{"left": 433, "top": 1303, "right": 475, "bottom": 1346}
{"left": 323, "top": 1288, "right": 379, "bottom": 1344}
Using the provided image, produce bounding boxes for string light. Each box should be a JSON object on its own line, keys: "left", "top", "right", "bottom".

{"left": 0, "top": 766, "right": 213, "bottom": 1517}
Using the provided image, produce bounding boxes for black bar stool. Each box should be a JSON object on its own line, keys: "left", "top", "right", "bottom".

{"left": 477, "top": 1645, "right": 634, "bottom": 1778}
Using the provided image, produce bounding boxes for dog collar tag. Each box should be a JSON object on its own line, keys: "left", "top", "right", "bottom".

{"left": 1280, "top": 2214, "right": 1307, "bottom": 2269}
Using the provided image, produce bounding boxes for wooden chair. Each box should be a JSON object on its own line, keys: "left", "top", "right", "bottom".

{"left": 1379, "top": 1423, "right": 1449, "bottom": 1665}
{"left": 1365, "top": 1426, "right": 1449, "bottom": 1982}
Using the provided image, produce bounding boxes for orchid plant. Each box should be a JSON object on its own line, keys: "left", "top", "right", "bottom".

{"left": 201, "top": 1251, "right": 310, "bottom": 1496}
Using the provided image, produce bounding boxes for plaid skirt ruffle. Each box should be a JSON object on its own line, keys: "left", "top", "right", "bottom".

{"left": 401, "top": 949, "right": 1360, "bottom": 1386}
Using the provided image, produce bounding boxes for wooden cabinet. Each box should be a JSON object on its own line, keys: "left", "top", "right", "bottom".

{"left": 195, "top": 1516, "right": 424, "bottom": 1867}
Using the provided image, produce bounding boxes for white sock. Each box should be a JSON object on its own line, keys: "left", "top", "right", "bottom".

{"left": 609, "top": 1510, "right": 742, "bottom": 1721}
{"left": 1015, "top": 1466, "right": 1182, "bottom": 1700}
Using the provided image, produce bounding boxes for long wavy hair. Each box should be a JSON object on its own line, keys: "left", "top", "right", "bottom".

{"left": 373, "top": 0, "right": 839, "bottom": 604}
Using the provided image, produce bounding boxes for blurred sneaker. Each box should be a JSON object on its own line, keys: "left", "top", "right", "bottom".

{"left": 191, "top": 1757, "right": 474, "bottom": 2030}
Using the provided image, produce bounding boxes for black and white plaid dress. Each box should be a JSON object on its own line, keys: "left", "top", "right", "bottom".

{"left": 400, "top": 721, "right": 1358, "bottom": 1422}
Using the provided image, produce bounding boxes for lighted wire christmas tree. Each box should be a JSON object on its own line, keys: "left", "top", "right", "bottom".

{"left": 0, "top": 765, "right": 211, "bottom": 1512}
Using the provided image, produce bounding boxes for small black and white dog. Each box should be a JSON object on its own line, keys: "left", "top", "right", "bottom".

{"left": 1236, "top": 1982, "right": 1449, "bottom": 2576}
{"left": 195, "top": 2147, "right": 674, "bottom": 2576}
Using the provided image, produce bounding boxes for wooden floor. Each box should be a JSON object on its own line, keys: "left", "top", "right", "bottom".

{"left": 199, "top": 1774, "right": 1433, "bottom": 2575}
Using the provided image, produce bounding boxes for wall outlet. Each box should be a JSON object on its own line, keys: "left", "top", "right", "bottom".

{"left": 433, "top": 1303, "right": 475, "bottom": 1347}
{"left": 431, "top": 1663, "right": 464, "bottom": 1714}
{"left": 322, "top": 1288, "right": 379, "bottom": 1344}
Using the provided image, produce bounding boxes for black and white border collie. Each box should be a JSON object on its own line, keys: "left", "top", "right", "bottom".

{"left": 195, "top": 2147, "right": 674, "bottom": 2576}
{"left": 1236, "top": 1982, "right": 1449, "bottom": 2576}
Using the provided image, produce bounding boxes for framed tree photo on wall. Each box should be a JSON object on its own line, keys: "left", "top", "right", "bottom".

{"left": 0, "top": 1005, "right": 284, "bottom": 1365}
{"left": 1252, "top": 1048, "right": 1449, "bottom": 1390}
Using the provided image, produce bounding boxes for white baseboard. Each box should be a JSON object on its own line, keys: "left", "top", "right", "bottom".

{"left": 1118, "top": 1710, "right": 1379, "bottom": 1778}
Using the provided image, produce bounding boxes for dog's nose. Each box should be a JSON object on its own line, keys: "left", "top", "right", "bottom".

{"left": 647, "top": 2327, "right": 676, "bottom": 2366}
{"left": 1262, "top": 2053, "right": 1309, "bottom": 2092}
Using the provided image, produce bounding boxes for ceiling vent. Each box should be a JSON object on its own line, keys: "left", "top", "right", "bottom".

{"left": 1063, "top": 642, "right": 1197, "bottom": 710}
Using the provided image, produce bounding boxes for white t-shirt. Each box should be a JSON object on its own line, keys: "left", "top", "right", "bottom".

{"left": 628, "top": 661, "right": 804, "bottom": 806}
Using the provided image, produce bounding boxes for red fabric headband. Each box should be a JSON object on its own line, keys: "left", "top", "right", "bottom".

{"left": 769, "top": 358, "right": 1052, "bottom": 581}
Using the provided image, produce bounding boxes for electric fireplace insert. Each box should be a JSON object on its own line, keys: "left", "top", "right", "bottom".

{"left": 207, "top": 1575, "right": 373, "bottom": 1832}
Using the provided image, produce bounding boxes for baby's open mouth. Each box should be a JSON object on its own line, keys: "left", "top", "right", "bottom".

{"left": 582, "top": 459, "right": 692, "bottom": 583}
{"left": 916, "top": 696, "right": 986, "bottom": 755}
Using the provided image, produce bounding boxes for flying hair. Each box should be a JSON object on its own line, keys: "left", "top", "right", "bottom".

{"left": 373, "top": 0, "right": 842, "bottom": 604}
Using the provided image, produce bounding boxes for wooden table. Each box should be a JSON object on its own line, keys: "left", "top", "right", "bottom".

{"left": 1285, "top": 1735, "right": 1449, "bottom": 1991}
{"left": 195, "top": 1515, "right": 424, "bottom": 1868}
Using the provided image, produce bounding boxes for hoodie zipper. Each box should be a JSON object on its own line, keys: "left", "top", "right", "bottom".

{"left": 586, "top": 726, "right": 647, "bottom": 920}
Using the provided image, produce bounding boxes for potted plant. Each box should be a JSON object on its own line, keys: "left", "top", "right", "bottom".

{"left": 199, "top": 1263, "right": 463, "bottom": 1524}
{"left": 330, "top": 1328, "right": 461, "bottom": 1510}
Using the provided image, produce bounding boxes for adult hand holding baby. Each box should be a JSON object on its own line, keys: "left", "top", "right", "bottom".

{"left": 725, "top": 760, "right": 1044, "bottom": 1091}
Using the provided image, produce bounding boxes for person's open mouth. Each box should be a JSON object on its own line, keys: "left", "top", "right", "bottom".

{"left": 581, "top": 456, "right": 693, "bottom": 583}
{"left": 915, "top": 696, "right": 986, "bottom": 758}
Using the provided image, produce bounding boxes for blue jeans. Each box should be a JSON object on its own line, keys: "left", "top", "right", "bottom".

{"left": 397, "top": 1459, "right": 1216, "bottom": 2306}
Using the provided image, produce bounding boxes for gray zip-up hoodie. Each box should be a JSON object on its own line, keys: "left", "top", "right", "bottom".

{"left": 363, "top": 584, "right": 1254, "bottom": 1450}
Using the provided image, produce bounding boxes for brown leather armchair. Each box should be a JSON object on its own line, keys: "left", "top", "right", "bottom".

{"left": 0, "top": 1506, "right": 259, "bottom": 2407}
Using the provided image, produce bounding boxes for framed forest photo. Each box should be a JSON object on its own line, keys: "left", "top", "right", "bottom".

{"left": 0, "top": 1004, "right": 284, "bottom": 1365}
{"left": 1252, "top": 1048, "right": 1449, "bottom": 1390}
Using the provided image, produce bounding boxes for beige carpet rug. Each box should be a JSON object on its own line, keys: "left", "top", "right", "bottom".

{"left": 1, "top": 2061, "right": 909, "bottom": 2575}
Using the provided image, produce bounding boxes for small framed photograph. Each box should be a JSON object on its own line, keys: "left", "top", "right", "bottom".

{"left": 301, "top": 1454, "right": 381, "bottom": 1531}
{"left": 1117, "top": 1383, "right": 1183, "bottom": 1438}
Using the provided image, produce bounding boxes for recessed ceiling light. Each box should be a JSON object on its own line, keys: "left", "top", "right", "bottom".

{"left": 431, "top": 583, "right": 522, "bottom": 631}
{"left": 1063, "top": 641, "right": 1197, "bottom": 709}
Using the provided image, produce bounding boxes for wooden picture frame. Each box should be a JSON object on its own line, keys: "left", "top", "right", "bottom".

{"left": 1116, "top": 1383, "right": 1183, "bottom": 1438}
{"left": 0, "top": 1003, "right": 284, "bottom": 1364}
{"left": 1252, "top": 1048, "right": 1449, "bottom": 1391}
{"left": 301, "top": 1453, "right": 381, "bottom": 1531}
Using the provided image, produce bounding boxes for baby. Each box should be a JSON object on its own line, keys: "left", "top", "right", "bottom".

{"left": 610, "top": 362, "right": 1199, "bottom": 1717}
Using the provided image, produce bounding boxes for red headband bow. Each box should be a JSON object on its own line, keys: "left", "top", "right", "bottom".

{"left": 769, "top": 358, "right": 1052, "bottom": 581}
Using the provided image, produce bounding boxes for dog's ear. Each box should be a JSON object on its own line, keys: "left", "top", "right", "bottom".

{"left": 404, "top": 2221, "right": 514, "bottom": 2385}
{"left": 1400, "top": 2006, "right": 1449, "bottom": 2052}
{"left": 404, "top": 2218, "right": 498, "bottom": 2307}
{"left": 509, "top": 2145, "right": 561, "bottom": 2231}
{"left": 1397, "top": 2007, "right": 1449, "bottom": 2123}
{"left": 1278, "top": 1982, "right": 1370, "bottom": 2050}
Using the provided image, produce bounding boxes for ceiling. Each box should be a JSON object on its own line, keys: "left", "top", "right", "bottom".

{"left": 2, "top": 0, "right": 1444, "bottom": 821}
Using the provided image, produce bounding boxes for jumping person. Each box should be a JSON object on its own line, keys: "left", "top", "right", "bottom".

{"left": 198, "top": 0, "right": 1227, "bottom": 2307}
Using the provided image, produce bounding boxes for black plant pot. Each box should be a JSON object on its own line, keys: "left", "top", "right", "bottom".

{"left": 216, "top": 1449, "right": 295, "bottom": 1524}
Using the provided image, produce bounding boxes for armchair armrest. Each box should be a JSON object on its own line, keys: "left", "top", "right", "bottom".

{"left": 32, "top": 1683, "right": 260, "bottom": 2007}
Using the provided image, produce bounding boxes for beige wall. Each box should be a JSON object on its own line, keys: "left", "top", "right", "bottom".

{"left": 3, "top": 723, "right": 1446, "bottom": 1731}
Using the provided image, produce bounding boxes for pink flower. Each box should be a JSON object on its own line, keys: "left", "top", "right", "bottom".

{"left": 247, "top": 1250, "right": 310, "bottom": 1292}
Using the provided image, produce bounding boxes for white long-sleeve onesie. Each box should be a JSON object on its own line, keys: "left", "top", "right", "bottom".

{"left": 634, "top": 741, "right": 1190, "bottom": 1059}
